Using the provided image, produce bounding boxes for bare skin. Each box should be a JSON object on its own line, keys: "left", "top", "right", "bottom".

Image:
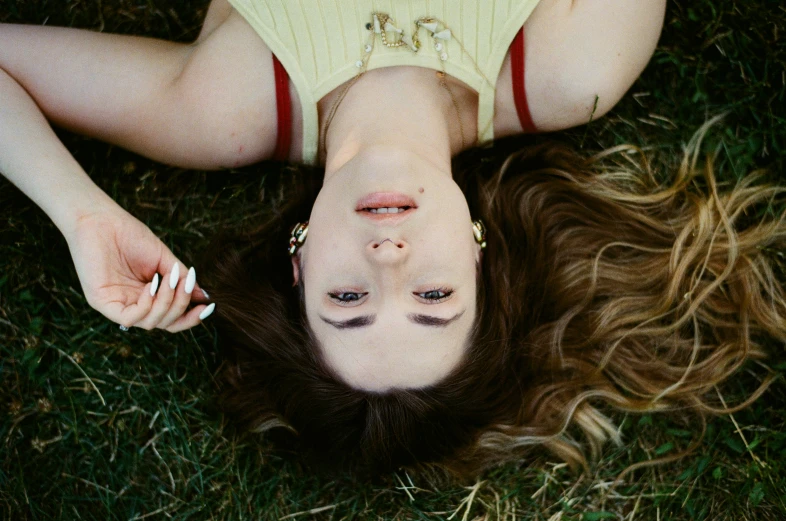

{"left": 0, "top": 0, "right": 666, "bottom": 381}
{"left": 301, "top": 67, "right": 481, "bottom": 390}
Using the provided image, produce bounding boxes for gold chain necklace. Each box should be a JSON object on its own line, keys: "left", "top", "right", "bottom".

{"left": 320, "top": 12, "right": 486, "bottom": 160}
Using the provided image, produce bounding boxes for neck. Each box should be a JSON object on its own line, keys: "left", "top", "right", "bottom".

{"left": 320, "top": 67, "right": 474, "bottom": 180}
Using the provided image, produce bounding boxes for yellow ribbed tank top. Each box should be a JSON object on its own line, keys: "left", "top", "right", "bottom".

{"left": 228, "top": 0, "right": 542, "bottom": 164}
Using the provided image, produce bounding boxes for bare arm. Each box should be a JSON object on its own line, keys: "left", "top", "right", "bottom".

{"left": 0, "top": 66, "right": 214, "bottom": 331}
{"left": 0, "top": 12, "right": 274, "bottom": 329}
{"left": 0, "top": 11, "right": 277, "bottom": 169}
{"left": 520, "top": 0, "right": 667, "bottom": 132}
{"left": 0, "top": 66, "right": 109, "bottom": 233}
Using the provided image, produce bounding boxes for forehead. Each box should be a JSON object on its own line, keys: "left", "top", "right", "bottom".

{"left": 309, "top": 307, "right": 476, "bottom": 391}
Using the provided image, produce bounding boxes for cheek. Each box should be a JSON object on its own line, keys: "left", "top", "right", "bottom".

{"left": 301, "top": 231, "right": 360, "bottom": 289}
{"left": 305, "top": 230, "right": 349, "bottom": 264}
{"left": 308, "top": 192, "right": 357, "bottom": 244}
{"left": 303, "top": 210, "right": 354, "bottom": 264}
{"left": 427, "top": 221, "right": 475, "bottom": 254}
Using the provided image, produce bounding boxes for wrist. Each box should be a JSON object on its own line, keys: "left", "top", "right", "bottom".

{"left": 48, "top": 173, "right": 120, "bottom": 241}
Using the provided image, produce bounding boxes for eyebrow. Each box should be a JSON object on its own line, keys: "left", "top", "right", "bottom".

{"left": 319, "top": 310, "right": 465, "bottom": 330}
{"left": 319, "top": 315, "right": 376, "bottom": 330}
{"left": 407, "top": 310, "right": 465, "bottom": 327}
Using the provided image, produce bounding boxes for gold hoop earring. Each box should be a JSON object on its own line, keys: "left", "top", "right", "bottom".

{"left": 472, "top": 219, "right": 487, "bottom": 249}
{"left": 288, "top": 222, "right": 309, "bottom": 256}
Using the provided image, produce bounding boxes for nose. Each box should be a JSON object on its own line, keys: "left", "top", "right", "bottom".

{"left": 366, "top": 238, "right": 409, "bottom": 264}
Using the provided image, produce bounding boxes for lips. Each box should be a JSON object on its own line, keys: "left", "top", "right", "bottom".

{"left": 355, "top": 192, "right": 418, "bottom": 211}
{"left": 356, "top": 192, "right": 417, "bottom": 223}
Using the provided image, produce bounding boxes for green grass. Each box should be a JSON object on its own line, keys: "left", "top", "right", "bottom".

{"left": 1, "top": 0, "right": 785, "bottom": 519}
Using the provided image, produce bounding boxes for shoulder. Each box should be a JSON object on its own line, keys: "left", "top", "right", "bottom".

{"left": 497, "top": 0, "right": 667, "bottom": 135}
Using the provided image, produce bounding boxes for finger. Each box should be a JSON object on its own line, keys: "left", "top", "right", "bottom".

{"left": 111, "top": 275, "right": 158, "bottom": 328}
{"left": 157, "top": 266, "right": 197, "bottom": 329}
{"left": 190, "top": 282, "right": 211, "bottom": 304}
{"left": 134, "top": 261, "right": 180, "bottom": 330}
{"left": 154, "top": 245, "right": 187, "bottom": 282}
{"left": 148, "top": 245, "right": 204, "bottom": 303}
{"left": 165, "top": 303, "right": 216, "bottom": 333}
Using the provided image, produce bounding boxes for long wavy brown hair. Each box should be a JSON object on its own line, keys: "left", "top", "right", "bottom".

{"left": 202, "top": 120, "right": 786, "bottom": 478}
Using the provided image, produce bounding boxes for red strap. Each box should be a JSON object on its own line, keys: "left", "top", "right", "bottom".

{"left": 511, "top": 27, "right": 537, "bottom": 133}
{"left": 272, "top": 54, "right": 292, "bottom": 161}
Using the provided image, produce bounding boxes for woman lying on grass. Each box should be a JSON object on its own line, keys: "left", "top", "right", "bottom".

{"left": 3, "top": 0, "right": 784, "bottom": 477}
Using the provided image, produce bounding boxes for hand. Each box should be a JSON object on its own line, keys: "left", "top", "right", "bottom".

{"left": 63, "top": 202, "right": 213, "bottom": 332}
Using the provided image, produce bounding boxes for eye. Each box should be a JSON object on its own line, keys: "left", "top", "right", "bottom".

{"left": 415, "top": 287, "right": 454, "bottom": 303}
{"left": 328, "top": 291, "right": 368, "bottom": 305}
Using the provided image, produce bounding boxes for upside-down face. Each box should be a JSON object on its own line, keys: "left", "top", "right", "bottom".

{"left": 296, "top": 145, "right": 481, "bottom": 391}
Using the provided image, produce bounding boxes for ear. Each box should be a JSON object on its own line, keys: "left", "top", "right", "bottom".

{"left": 291, "top": 255, "right": 301, "bottom": 287}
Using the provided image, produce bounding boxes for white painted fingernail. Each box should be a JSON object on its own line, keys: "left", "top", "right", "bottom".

{"left": 150, "top": 273, "right": 160, "bottom": 296}
{"left": 199, "top": 303, "right": 216, "bottom": 321}
{"left": 169, "top": 263, "right": 180, "bottom": 290}
{"left": 185, "top": 267, "right": 196, "bottom": 294}
{"left": 202, "top": 289, "right": 210, "bottom": 299}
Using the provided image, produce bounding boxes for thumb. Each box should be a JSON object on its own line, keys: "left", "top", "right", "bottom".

{"left": 150, "top": 245, "right": 191, "bottom": 293}
{"left": 153, "top": 243, "right": 182, "bottom": 277}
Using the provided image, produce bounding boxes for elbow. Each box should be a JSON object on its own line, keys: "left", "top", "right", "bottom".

{"left": 528, "top": 81, "right": 617, "bottom": 132}
{"left": 575, "top": 70, "right": 630, "bottom": 125}
{"left": 539, "top": 62, "right": 639, "bottom": 131}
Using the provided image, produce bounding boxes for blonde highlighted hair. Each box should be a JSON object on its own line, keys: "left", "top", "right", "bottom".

{"left": 205, "top": 119, "right": 785, "bottom": 477}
